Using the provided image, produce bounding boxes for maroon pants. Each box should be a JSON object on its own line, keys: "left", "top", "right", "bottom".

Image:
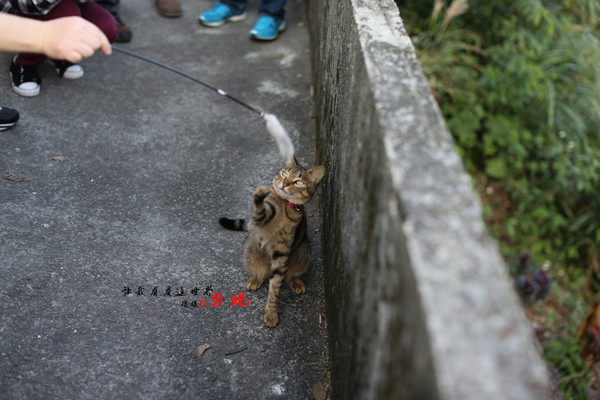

{"left": 17, "top": 0, "right": 118, "bottom": 67}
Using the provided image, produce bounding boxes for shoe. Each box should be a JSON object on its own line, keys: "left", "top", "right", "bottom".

{"left": 249, "top": 16, "right": 286, "bottom": 41}
{"left": 112, "top": 12, "right": 132, "bottom": 43}
{"left": 0, "top": 106, "right": 19, "bottom": 131}
{"left": 156, "top": 0, "right": 181, "bottom": 18}
{"left": 9, "top": 57, "right": 41, "bottom": 97}
{"left": 52, "top": 60, "right": 84, "bottom": 79}
{"left": 199, "top": 3, "right": 246, "bottom": 27}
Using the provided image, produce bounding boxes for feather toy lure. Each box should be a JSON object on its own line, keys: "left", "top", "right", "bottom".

{"left": 112, "top": 46, "right": 295, "bottom": 162}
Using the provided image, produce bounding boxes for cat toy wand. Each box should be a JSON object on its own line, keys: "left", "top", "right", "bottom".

{"left": 111, "top": 46, "right": 295, "bottom": 162}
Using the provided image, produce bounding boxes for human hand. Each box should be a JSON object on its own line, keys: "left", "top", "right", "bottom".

{"left": 38, "top": 16, "right": 111, "bottom": 63}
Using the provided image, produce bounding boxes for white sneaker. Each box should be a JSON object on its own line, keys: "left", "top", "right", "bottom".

{"left": 52, "top": 60, "right": 84, "bottom": 79}
{"left": 9, "top": 57, "right": 40, "bottom": 97}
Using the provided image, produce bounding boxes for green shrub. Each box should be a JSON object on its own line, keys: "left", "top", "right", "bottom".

{"left": 397, "top": 0, "right": 600, "bottom": 396}
{"left": 398, "top": 0, "right": 600, "bottom": 280}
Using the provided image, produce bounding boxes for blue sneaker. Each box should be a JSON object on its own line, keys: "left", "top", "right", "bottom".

{"left": 199, "top": 3, "right": 246, "bottom": 27}
{"left": 249, "top": 16, "right": 286, "bottom": 41}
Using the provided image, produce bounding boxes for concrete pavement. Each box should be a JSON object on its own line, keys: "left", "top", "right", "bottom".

{"left": 0, "top": 0, "right": 328, "bottom": 398}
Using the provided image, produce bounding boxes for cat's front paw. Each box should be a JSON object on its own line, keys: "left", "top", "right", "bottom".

{"left": 264, "top": 311, "right": 279, "bottom": 327}
{"left": 247, "top": 276, "right": 263, "bottom": 291}
{"left": 289, "top": 278, "right": 306, "bottom": 294}
{"left": 253, "top": 185, "right": 271, "bottom": 204}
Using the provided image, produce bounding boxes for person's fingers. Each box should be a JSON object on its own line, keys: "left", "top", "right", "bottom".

{"left": 80, "top": 20, "right": 111, "bottom": 55}
{"left": 76, "top": 44, "right": 94, "bottom": 59}
{"left": 65, "top": 50, "right": 83, "bottom": 63}
{"left": 77, "top": 31, "right": 101, "bottom": 57}
{"left": 91, "top": 26, "right": 112, "bottom": 55}
{"left": 39, "top": 17, "right": 111, "bottom": 61}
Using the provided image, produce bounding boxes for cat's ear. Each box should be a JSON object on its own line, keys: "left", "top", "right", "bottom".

{"left": 285, "top": 156, "right": 299, "bottom": 168}
{"left": 308, "top": 166, "right": 325, "bottom": 184}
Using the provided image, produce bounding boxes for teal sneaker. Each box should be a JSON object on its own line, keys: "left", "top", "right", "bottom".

{"left": 199, "top": 3, "right": 246, "bottom": 27}
{"left": 249, "top": 16, "right": 286, "bottom": 41}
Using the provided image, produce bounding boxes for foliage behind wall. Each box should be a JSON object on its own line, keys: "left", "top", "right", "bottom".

{"left": 396, "top": 1, "right": 600, "bottom": 398}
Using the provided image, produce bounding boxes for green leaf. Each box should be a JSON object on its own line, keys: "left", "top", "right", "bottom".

{"left": 485, "top": 156, "right": 508, "bottom": 179}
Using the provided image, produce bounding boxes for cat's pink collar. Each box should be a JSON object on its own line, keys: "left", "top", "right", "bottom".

{"left": 284, "top": 199, "right": 301, "bottom": 211}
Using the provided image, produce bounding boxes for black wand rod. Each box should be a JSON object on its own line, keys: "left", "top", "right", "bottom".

{"left": 111, "top": 46, "right": 263, "bottom": 116}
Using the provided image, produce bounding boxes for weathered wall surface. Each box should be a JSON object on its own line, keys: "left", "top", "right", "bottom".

{"left": 306, "top": 0, "right": 551, "bottom": 399}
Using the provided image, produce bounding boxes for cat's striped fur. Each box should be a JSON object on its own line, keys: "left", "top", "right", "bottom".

{"left": 219, "top": 157, "right": 325, "bottom": 327}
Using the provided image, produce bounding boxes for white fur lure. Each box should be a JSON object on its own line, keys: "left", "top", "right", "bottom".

{"left": 262, "top": 113, "right": 295, "bottom": 162}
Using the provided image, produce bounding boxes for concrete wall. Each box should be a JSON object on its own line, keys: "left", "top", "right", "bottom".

{"left": 306, "top": 1, "right": 551, "bottom": 399}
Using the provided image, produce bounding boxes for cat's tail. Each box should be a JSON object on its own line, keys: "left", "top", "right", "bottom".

{"left": 219, "top": 217, "right": 248, "bottom": 232}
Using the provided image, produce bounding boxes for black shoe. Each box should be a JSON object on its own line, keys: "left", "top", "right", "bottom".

{"left": 9, "top": 57, "right": 41, "bottom": 97}
{"left": 0, "top": 106, "right": 20, "bottom": 131}
{"left": 51, "top": 60, "right": 84, "bottom": 79}
{"left": 113, "top": 13, "right": 132, "bottom": 43}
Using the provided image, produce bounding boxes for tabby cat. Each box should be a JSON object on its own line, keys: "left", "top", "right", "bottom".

{"left": 219, "top": 157, "right": 325, "bottom": 327}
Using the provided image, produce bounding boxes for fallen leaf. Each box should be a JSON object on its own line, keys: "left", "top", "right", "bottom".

{"left": 52, "top": 156, "right": 64, "bottom": 161}
{"left": 312, "top": 380, "right": 328, "bottom": 400}
{"left": 4, "top": 173, "right": 28, "bottom": 182}
{"left": 194, "top": 344, "right": 211, "bottom": 359}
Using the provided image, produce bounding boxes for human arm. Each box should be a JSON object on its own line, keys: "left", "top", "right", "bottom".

{"left": 0, "top": 14, "right": 111, "bottom": 62}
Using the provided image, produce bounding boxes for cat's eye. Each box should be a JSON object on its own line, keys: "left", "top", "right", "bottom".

{"left": 281, "top": 171, "right": 289, "bottom": 178}
{"left": 294, "top": 180, "right": 305, "bottom": 187}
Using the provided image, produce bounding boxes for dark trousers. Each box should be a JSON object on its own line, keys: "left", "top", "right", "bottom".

{"left": 221, "top": 0, "right": 286, "bottom": 19}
